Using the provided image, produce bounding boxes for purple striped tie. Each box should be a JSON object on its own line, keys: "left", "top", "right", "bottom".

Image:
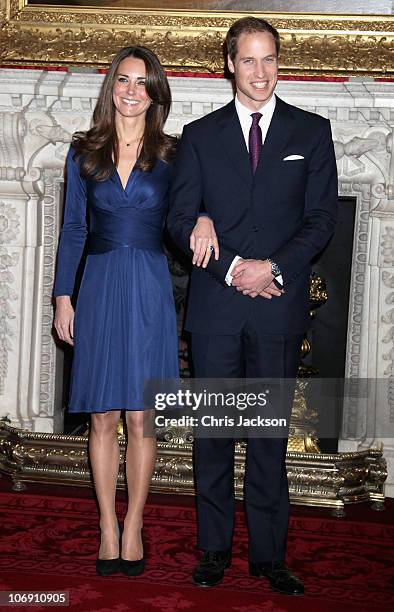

{"left": 249, "top": 112, "right": 262, "bottom": 174}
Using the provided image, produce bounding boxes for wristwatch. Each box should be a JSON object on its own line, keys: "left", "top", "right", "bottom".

{"left": 266, "top": 258, "right": 282, "bottom": 278}
{"left": 266, "top": 258, "right": 283, "bottom": 289}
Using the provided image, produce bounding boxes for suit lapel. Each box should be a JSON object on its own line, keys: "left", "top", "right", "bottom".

{"left": 215, "top": 97, "right": 295, "bottom": 186}
{"left": 216, "top": 101, "right": 253, "bottom": 188}
{"left": 255, "top": 96, "right": 295, "bottom": 177}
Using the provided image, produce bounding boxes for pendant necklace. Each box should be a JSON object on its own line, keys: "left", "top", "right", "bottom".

{"left": 121, "top": 135, "right": 143, "bottom": 148}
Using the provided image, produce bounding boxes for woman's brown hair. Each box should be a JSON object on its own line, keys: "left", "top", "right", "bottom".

{"left": 72, "top": 45, "right": 175, "bottom": 179}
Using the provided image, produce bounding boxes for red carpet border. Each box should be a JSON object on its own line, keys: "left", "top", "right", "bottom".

{"left": 0, "top": 489, "right": 393, "bottom": 611}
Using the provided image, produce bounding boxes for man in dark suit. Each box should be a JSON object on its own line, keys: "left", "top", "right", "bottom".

{"left": 168, "top": 17, "right": 337, "bottom": 596}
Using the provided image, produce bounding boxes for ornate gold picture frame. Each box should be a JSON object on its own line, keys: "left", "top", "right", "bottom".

{"left": 0, "top": 1, "right": 393, "bottom": 75}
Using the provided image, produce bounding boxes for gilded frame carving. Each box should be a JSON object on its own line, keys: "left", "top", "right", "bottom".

{"left": 0, "top": 1, "right": 393, "bottom": 75}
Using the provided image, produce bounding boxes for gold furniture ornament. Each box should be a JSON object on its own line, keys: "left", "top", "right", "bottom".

{"left": 0, "top": 421, "right": 386, "bottom": 517}
{"left": 287, "top": 273, "right": 327, "bottom": 454}
{"left": 0, "top": 2, "right": 392, "bottom": 77}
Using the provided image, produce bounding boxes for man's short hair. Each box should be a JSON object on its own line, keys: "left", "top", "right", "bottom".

{"left": 225, "top": 17, "right": 281, "bottom": 60}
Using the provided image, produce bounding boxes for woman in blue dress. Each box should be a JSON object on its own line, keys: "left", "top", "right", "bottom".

{"left": 53, "top": 46, "right": 218, "bottom": 577}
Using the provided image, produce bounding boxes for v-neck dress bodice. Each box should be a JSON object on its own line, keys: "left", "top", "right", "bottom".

{"left": 53, "top": 147, "right": 179, "bottom": 412}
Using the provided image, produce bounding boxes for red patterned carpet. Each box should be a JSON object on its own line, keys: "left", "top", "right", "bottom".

{"left": 0, "top": 478, "right": 393, "bottom": 612}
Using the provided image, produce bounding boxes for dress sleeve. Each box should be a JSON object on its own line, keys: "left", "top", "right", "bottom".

{"left": 53, "top": 147, "right": 88, "bottom": 297}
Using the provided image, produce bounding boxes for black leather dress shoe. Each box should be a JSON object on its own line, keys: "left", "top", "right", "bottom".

{"left": 249, "top": 562, "right": 304, "bottom": 596}
{"left": 192, "top": 551, "right": 231, "bottom": 587}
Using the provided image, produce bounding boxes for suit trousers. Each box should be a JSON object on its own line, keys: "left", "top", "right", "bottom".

{"left": 191, "top": 317, "right": 302, "bottom": 564}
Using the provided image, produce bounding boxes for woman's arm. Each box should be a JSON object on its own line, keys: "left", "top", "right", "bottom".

{"left": 168, "top": 125, "right": 236, "bottom": 282}
{"left": 53, "top": 147, "right": 88, "bottom": 345}
{"left": 54, "top": 296, "right": 75, "bottom": 346}
{"left": 190, "top": 216, "right": 219, "bottom": 268}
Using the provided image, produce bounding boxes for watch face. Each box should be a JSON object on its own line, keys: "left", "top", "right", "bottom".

{"left": 271, "top": 261, "right": 281, "bottom": 276}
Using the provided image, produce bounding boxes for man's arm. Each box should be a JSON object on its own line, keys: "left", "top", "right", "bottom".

{"left": 167, "top": 125, "right": 237, "bottom": 282}
{"left": 233, "top": 121, "right": 338, "bottom": 295}
{"left": 270, "top": 119, "right": 338, "bottom": 284}
{"left": 232, "top": 119, "right": 337, "bottom": 296}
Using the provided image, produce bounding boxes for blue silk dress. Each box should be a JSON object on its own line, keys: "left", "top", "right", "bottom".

{"left": 53, "top": 147, "right": 179, "bottom": 412}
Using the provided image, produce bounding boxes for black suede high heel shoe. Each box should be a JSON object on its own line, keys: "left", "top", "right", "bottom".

{"left": 120, "top": 528, "right": 145, "bottom": 577}
{"left": 96, "top": 521, "right": 122, "bottom": 577}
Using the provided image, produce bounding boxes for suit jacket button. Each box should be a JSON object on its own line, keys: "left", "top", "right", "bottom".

{"left": 252, "top": 226, "right": 259, "bottom": 232}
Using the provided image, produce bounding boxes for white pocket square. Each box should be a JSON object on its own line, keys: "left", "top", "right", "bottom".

{"left": 283, "top": 155, "right": 304, "bottom": 161}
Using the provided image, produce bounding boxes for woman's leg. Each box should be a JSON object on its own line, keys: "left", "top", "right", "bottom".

{"left": 89, "top": 410, "right": 121, "bottom": 559}
{"left": 122, "top": 409, "right": 157, "bottom": 560}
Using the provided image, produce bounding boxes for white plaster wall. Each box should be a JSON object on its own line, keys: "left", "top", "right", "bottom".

{"left": 0, "top": 69, "right": 393, "bottom": 493}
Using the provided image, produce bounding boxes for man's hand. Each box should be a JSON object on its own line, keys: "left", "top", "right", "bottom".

{"left": 54, "top": 296, "right": 75, "bottom": 345}
{"left": 244, "top": 281, "right": 283, "bottom": 299}
{"left": 232, "top": 259, "right": 283, "bottom": 298}
{"left": 190, "top": 216, "right": 219, "bottom": 268}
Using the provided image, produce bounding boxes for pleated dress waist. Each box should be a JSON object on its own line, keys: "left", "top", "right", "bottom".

{"left": 88, "top": 233, "right": 164, "bottom": 254}
{"left": 87, "top": 210, "right": 164, "bottom": 254}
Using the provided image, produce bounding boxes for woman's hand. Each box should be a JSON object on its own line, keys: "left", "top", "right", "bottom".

{"left": 54, "top": 296, "right": 75, "bottom": 346}
{"left": 190, "top": 216, "right": 219, "bottom": 268}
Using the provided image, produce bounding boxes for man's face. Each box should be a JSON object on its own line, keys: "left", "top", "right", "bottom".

{"left": 227, "top": 31, "right": 279, "bottom": 111}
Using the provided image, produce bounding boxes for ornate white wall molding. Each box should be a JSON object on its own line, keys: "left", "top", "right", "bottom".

{"left": 0, "top": 69, "right": 393, "bottom": 492}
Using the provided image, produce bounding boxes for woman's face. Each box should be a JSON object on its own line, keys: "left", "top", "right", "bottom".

{"left": 112, "top": 56, "right": 152, "bottom": 119}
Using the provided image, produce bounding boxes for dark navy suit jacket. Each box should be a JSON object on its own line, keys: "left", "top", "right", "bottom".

{"left": 167, "top": 96, "right": 338, "bottom": 335}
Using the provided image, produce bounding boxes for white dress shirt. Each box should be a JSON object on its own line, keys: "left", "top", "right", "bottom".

{"left": 225, "top": 94, "right": 283, "bottom": 287}
{"left": 235, "top": 93, "right": 276, "bottom": 151}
